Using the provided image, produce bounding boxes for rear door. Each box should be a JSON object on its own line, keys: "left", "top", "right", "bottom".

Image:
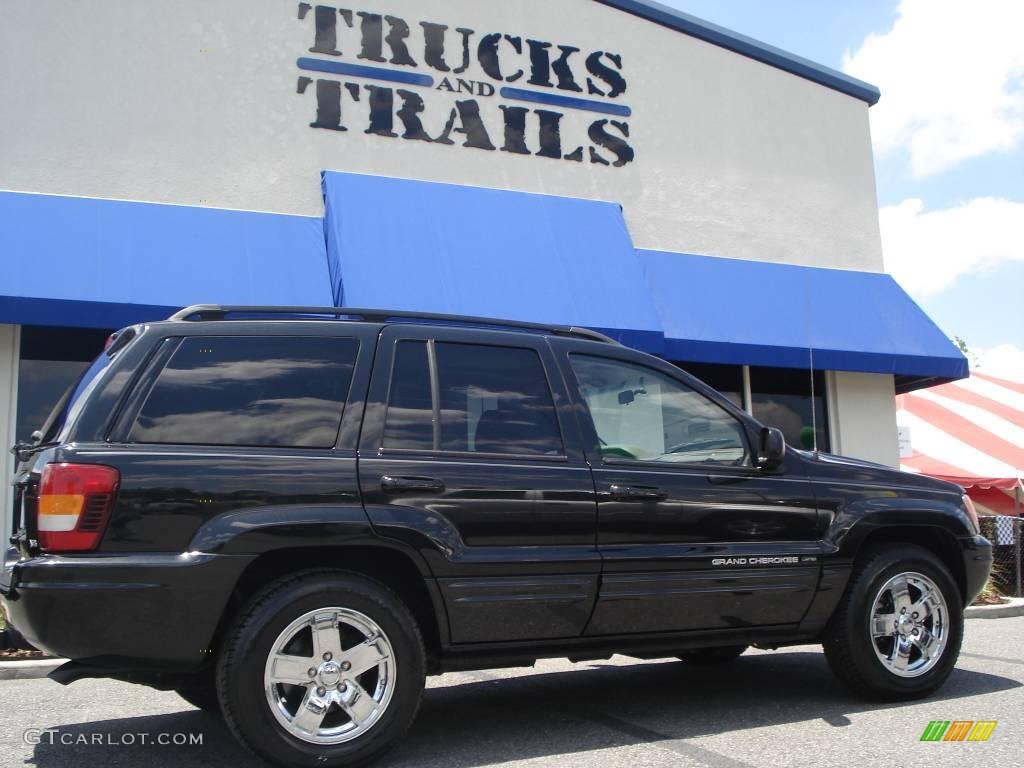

{"left": 552, "top": 341, "right": 821, "bottom": 636}
{"left": 358, "top": 326, "right": 599, "bottom": 644}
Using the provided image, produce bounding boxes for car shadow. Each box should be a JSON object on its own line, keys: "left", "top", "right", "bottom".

{"left": 26, "top": 652, "right": 1021, "bottom": 768}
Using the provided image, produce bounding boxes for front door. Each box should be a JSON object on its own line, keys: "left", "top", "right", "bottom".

{"left": 553, "top": 343, "right": 821, "bottom": 636}
{"left": 358, "top": 326, "right": 599, "bottom": 644}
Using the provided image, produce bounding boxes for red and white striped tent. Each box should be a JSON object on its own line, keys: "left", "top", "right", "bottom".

{"left": 896, "top": 371, "right": 1024, "bottom": 516}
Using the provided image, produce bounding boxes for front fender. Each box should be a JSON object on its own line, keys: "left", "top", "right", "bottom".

{"left": 826, "top": 497, "right": 975, "bottom": 558}
{"left": 798, "top": 489, "right": 984, "bottom": 630}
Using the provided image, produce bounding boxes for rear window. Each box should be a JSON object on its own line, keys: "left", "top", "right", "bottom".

{"left": 129, "top": 336, "right": 358, "bottom": 448}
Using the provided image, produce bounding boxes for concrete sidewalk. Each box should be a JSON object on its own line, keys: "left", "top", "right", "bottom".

{"left": 965, "top": 596, "right": 1024, "bottom": 619}
{"left": 0, "top": 658, "right": 64, "bottom": 681}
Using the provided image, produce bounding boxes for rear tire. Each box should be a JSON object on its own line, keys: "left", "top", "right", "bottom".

{"left": 823, "top": 544, "right": 962, "bottom": 701}
{"left": 678, "top": 645, "right": 747, "bottom": 665}
{"left": 217, "top": 570, "right": 425, "bottom": 768}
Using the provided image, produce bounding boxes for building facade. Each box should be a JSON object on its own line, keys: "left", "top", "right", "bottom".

{"left": 0, "top": 0, "right": 966, "bottom": 536}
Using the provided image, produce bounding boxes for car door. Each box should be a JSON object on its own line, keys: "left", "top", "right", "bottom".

{"left": 358, "top": 326, "right": 599, "bottom": 644}
{"left": 552, "top": 341, "right": 822, "bottom": 636}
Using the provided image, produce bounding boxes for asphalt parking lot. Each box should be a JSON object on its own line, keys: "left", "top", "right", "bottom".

{"left": 1, "top": 617, "right": 1020, "bottom": 768}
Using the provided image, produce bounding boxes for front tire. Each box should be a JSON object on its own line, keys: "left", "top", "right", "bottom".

{"left": 217, "top": 570, "right": 425, "bottom": 768}
{"left": 823, "top": 544, "right": 962, "bottom": 701}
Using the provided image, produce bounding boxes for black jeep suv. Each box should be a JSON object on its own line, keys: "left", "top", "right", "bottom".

{"left": 2, "top": 305, "right": 991, "bottom": 767}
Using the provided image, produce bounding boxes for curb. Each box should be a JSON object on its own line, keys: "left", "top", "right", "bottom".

{"left": 965, "top": 597, "right": 1024, "bottom": 619}
{"left": 0, "top": 658, "right": 65, "bottom": 681}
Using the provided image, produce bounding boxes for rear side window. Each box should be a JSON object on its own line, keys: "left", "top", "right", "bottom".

{"left": 382, "top": 341, "right": 434, "bottom": 451}
{"left": 382, "top": 341, "right": 563, "bottom": 456}
{"left": 129, "top": 336, "right": 358, "bottom": 448}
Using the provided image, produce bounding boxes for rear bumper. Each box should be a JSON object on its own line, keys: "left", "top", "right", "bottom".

{"left": 0, "top": 547, "right": 253, "bottom": 671}
{"left": 962, "top": 534, "right": 993, "bottom": 606}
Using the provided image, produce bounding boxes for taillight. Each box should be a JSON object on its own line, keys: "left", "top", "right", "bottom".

{"left": 37, "top": 463, "right": 119, "bottom": 552}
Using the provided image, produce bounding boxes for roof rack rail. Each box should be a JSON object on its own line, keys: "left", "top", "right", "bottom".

{"left": 167, "top": 304, "right": 619, "bottom": 345}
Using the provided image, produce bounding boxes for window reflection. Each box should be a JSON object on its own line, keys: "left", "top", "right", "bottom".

{"left": 382, "top": 341, "right": 564, "bottom": 456}
{"left": 130, "top": 337, "right": 357, "bottom": 448}
{"left": 436, "top": 343, "right": 562, "bottom": 456}
{"left": 383, "top": 341, "right": 434, "bottom": 450}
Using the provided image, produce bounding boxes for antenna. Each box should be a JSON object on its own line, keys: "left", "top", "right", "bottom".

{"left": 809, "top": 345, "right": 819, "bottom": 456}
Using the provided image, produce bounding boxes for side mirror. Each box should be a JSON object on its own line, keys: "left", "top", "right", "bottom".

{"left": 757, "top": 427, "right": 786, "bottom": 470}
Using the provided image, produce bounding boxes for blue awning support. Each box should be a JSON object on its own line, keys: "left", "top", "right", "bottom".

{"left": 637, "top": 250, "right": 968, "bottom": 389}
{"left": 321, "top": 172, "right": 665, "bottom": 352}
{"left": 0, "top": 192, "right": 332, "bottom": 328}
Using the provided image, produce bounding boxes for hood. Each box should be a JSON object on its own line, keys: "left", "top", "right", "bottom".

{"left": 794, "top": 449, "right": 965, "bottom": 495}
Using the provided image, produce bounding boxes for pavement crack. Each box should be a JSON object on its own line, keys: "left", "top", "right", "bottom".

{"left": 581, "top": 707, "right": 759, "bottom": 768}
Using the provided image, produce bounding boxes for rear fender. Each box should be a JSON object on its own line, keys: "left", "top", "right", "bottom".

{"left": 188, "top": 505, "right": 427, "bottom": 576}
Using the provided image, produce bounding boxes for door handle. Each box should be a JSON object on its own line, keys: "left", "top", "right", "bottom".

{"left": 380, "top": 475, "right": 445, "bottom": 493}
{"left": 608, "top": 484, "right": 668, "bottom": 501}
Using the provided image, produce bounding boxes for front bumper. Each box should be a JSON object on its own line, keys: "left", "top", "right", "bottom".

{"left": 962, "top": 534, "right": 994, "bottom": 606}
{"left": 1, "top": 547, "right": 253, "bottom": 671}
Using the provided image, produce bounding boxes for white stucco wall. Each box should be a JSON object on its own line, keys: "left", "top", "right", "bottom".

{"left": 827, "top": 371, "right": 899, "bottom": 467}
{"left": 0, "top": 1, "right": 896, "bottom": 463}
{"left": 0, "top": 0, "right": 882, "bottom": 272}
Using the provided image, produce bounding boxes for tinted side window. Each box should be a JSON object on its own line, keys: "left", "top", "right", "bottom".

{"left": 570, "top": 355, "right": 750, "bottom": 466}
{"left": 130, "top": 336, "right": 357, "bottom": 448}
{"left": 436, "top": 343, "right": 562, "bottom": 456}
{"left": 381, "top": 340, "right": 563, "bottom": 456}
{"left": 382, "top": 341, "right": 434, "bottom": 451}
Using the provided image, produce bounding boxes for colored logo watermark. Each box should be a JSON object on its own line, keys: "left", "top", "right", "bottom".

{"left": 920, "top": 721, "right": 997, "bottom": 742}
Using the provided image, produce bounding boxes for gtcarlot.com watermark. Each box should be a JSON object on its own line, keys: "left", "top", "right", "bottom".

{"left": 24, "top": 728, "right": 203, "bottom": 747}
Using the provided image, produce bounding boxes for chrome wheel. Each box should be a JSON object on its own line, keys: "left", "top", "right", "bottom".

{"left": 869, "top": 571, "right": 949, "bottom": 678}
{"left": 263, "top": 607, "right": 396, "bottom": 744}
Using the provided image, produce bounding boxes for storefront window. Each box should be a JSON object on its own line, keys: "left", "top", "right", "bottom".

{"left": 676, "top": 362, "right": 744, "bottom": 408}
{"left": 672, "top": 360, "right": 830, "bottom": 452}
{"left": 749, "top": 367, "right": 829, "bottom": 452}
{"left": 16, "top": 326, "right": 111, "bottom": 444}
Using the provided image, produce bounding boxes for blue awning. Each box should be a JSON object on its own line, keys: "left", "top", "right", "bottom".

{"left": 321, "top": 172, "right": 665, "bottom": 352}
{"left": 0, "top": 192, "right": 332, "bottom": 328}
{"left": 638, "top": 250, "right": 968, "bottom": 387}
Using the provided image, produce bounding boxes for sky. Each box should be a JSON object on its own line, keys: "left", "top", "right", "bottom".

{"left": 660, "top": 0, "right": 1024, "bottom": 375}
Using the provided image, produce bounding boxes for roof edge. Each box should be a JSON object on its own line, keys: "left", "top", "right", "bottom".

{"left": 594, "top": 0, "right": 881, "bottom": 106}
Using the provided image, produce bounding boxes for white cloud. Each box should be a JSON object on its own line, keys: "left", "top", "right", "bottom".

{"left": 974, "top": 344, "right": 1024, "bottom": 378}
{"left": 879, "top": 196, "right": 1024, "bottom": 297}
{"left": 843, "top": 0, "right": 1024, "bottom": 177}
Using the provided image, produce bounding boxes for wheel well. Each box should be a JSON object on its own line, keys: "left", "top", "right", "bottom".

{"left": 856, "top": 526, "right": 967, "bottom": 605}
{"left": 212, "top": 546, "right": 443, "bottom": 670}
